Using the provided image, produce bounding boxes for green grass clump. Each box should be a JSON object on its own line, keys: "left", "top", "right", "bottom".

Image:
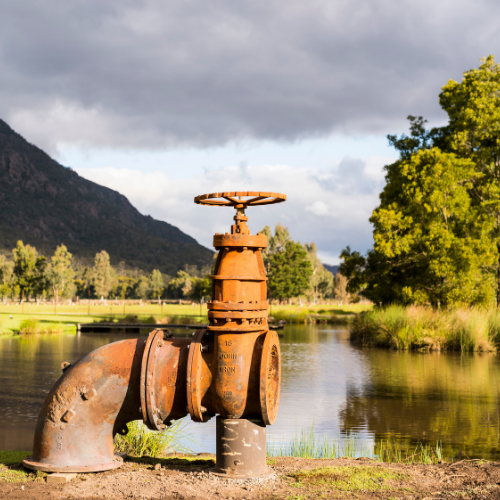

{"left": 268, "top": 426, "right": 449, "bottom": 464}
{"left": 18, "top": 318, "right": 40, "bottom": 333}
{"left": 0, "top": 466, "right": 30, "bottom": 483}
{"left": 375, "top": 441, "right": 444, "bottom": 465}
{"left": 0, "top": 451, "right": 31, "bottom": 466}
{"left": 0, "top": 450, "right": 45, "bottom": 483}
{"left": 17, "top": 318, "right": 63, "bottom": 335}
{"left": 114, "top": 419, "right": 197, "bottom": 458}
{"left": 350, "top": 305, "right": 498, "bottom": 351}
{"left": 290, "top": 466, "right": 408, "bottom": 492}
{"left": 268, "top": 428, "right": 371, "bottom": 459}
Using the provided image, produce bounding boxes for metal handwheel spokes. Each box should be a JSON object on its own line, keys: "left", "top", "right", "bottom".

{"left": 194, "top": 191, "right": 286, "bottom": 209}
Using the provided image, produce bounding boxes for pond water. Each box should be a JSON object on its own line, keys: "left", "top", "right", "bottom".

{"left": 1, "top": 325, "right": 499, "bottom": 459}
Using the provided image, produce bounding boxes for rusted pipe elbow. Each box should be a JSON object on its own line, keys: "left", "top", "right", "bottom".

{"left": 24, "top": 338, "right": 145, "bottom": 473}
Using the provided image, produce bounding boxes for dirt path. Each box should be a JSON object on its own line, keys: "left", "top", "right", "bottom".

{"left": 1, "top": 455, "right": 500, "bottom": 499}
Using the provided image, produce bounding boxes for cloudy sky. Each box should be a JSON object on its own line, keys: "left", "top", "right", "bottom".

{"left": 1, "top": 0, "right": 499, "bottom": 263}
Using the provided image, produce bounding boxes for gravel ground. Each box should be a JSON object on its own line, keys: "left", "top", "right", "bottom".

{"left": 1, "top": 455, "right": 500, "bottom": 499}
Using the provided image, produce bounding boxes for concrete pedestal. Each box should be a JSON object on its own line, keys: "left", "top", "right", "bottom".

{"left": 211, "top": 417, "right": 271, "bottom": 477}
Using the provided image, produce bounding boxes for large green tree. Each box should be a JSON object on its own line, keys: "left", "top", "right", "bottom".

{"left": 268, "top": 241, "right": 312, "bottom": 302}
{"left": 372, "top": 148, "right": 494, "bottom": 306}
{"left": 149, "top": 269, "right": 164, "bottom": 300}
{"left": 93, "top": 250, "right": 113, "bottom": 298}
{"left": 261, "top": 224, "right": 317, "bottom": 302}
{"left": 0, "top": 255, "right": 13, "bottom": 299}
{"left": 305, "top": 243, "right": 334, "bottom": 302}
{"left": 45, "top": 245, "right": 75, "bottom": 304}
{"left": 341, "top": 56, "right": 500, "bottom": 307}
{"left": 440, "top": 56, "right": 500, "bottom": 303}
{"left": 168, "top": 271, "right": 193, "bottom": 299}
{"left": 12, "top": 241, "right": 46, "bottom": 299}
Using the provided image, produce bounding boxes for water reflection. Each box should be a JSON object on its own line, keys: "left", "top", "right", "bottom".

{"left": 339, "top": 349, "right": 500, "bottom": 460}
{"left": 0, "top": 333, "right": 135, "bottom": 450}
{"left": 0, "top": 327, "right": 499, "bottom": 459}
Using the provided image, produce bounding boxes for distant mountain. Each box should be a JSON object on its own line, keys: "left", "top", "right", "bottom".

{"left": 0, "top": 119, "right": 213, "bottom": 274}
{"left": 323, "top": 264, "right": 338, "bottom": 275}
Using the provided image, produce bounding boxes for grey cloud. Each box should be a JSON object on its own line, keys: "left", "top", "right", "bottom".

{"left": 0, "top": 0, "right": 499, "bottom": 152}
{"left": 75, "top": 160, "right": 385, "bottom": 264}
{"left": 313, "top": 157, "right": 382, "bottom": 195}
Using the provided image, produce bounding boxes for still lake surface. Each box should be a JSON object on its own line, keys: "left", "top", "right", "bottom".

{"left": 1, "top": 325, "right": 499, "bottom": 459}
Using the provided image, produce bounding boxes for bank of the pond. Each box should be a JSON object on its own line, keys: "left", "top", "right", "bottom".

{"left": 2, "top": 451, "right": 500, "bottom": 500}
{"left": 0, "top": 304, "right": 370, "bottom": 334}
{"left": 270, "top": 304, "right": 370, "bottom": 325}
{"left": 350, "top": 305, "right": 500, "bottom": 351}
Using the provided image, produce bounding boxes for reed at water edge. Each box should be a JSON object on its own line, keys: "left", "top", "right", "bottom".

{"left": 350, "top": 305, "right": 500, "bottom": 351}
{"left": 266, "top": 427, "right": 446, "bottom": 464}
{"left": 114, "top": 421, "right": 448, "bottom": 465}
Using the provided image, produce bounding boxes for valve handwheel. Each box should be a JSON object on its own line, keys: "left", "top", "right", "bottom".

{"left": 195, "top": 191, "right": 286, "bottom": 208}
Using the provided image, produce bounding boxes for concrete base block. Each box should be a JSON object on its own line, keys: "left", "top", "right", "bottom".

{"left": 46, "top": 473, "right": 77, "bottom": 484}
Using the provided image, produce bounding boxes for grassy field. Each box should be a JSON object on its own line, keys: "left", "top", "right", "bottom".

{"left": 0, "top": 303, "right": 209, "bottom": 335}
{"left": 351, "top": 305, "right": 500, "bottom": 351}
{"left": 0, "top": 303, "right": 371, "bottom": 334}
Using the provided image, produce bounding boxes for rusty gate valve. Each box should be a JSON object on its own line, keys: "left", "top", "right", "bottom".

{"left": 24, "top": 191, "right": 286, "bottom": 477}
{"left": 190, "top": 191, "right": 286, "bottom": 426}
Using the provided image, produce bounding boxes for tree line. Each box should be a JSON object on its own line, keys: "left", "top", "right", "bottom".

{"left": 340, "top": 56, "right": 500, "bottom": 307}
{"left": 0, "top": 225, "right": 349, "bottom": 303}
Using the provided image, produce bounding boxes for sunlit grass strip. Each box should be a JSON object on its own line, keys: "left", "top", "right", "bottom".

{"left": 114, "top": 419, "right": 198, "bottom": 458}
{"left": 270, "top": 305, "right": 370, "bottom": 325}
{"left": 350, "top": 305, "right": 500, "bottom": 351}
{"left": 0, "top": 310, "right": 209, "bottom": 335}
{"left": 267, "top": 427, "right": 447, "bottom": 464}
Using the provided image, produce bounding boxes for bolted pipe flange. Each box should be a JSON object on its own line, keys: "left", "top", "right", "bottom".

{"left": 187, "top": 329, "right": 214, "bottom": 422}
{"left": 140, "top": 329, "right": 193, "bottom": 430}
